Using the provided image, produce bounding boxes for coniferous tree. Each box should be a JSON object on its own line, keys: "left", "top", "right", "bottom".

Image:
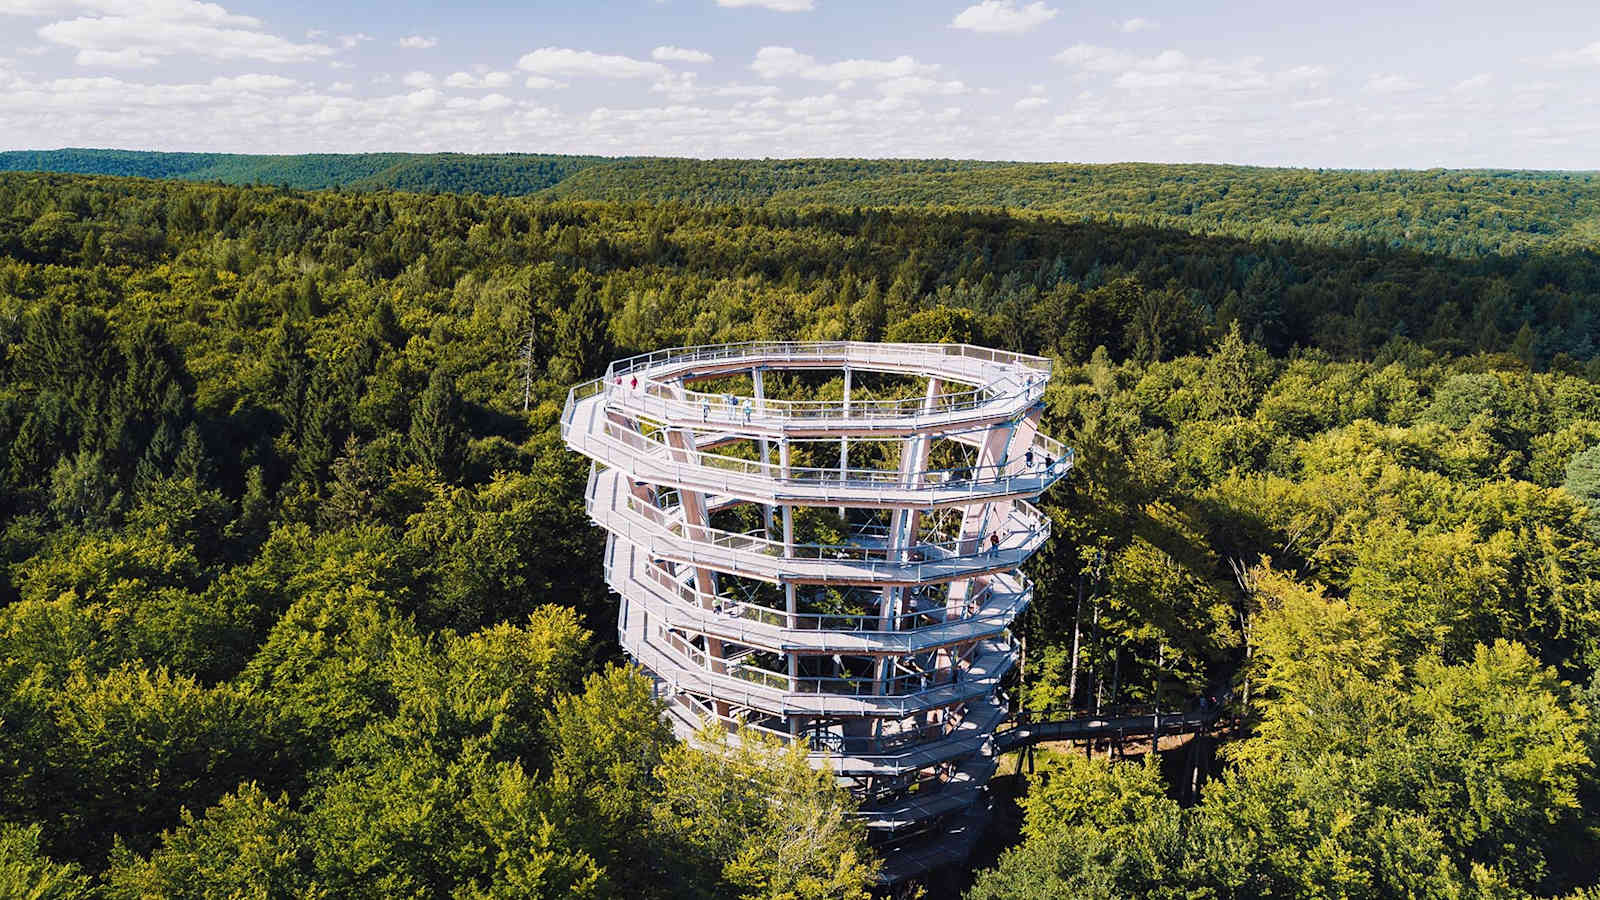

{"left": 409, "top": 368, "right": 466, "bottom": 478}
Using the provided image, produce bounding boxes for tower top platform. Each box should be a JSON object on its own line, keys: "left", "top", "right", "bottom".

{"left": 570, "top": 341, "right": 1052, "bottom": 439}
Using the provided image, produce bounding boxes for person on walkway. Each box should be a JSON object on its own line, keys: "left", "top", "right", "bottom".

{"left": 701, "top": 397, "right": 710, "bottom": 422}
{"left": 990, "top": 532, "right": 1000, "bottom": 554}
{"left": 629, "top": 375, "right": 638, "bottom": 391}
{"left": 742, "top": 397, "right": 753, "bottom": 424}
{"left": 1024, "top": 448, "right": 1034, "bottom": 469}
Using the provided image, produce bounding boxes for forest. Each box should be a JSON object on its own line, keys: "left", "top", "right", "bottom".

{"left": 1, "top": 168, "right": 1599, "bottom": 898}
{"left": 7, "top": 149, "right": 1600, "bottom": 256}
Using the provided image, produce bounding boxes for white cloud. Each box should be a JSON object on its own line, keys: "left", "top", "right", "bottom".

{"left": 12, "top": 1, "right": 334, "bottom": 66}
{"left": 1549, "top": 41, "right": 1600, "bottom": 67}
{"left": 446, "top": 92, "right": 512, "bottom": 111}
{"left": 1118, "top": 17, "right": 1157, "bottom": 33}
{"left": 443, "top": 70, "right": 512, "bottom": 89}
{"left": 1365, "top": 73, "right": 1421, "bottom": 94}
{"left": 652, "top": 45, "right": 713, "bottom": 63}
{"left": 338, "top": 33, "right": 370, "bottom": 49}
{"left": 524, "top": 75, "right": 567, "bottom": 89}
{"left": 401, "top": 88, "right": 439, "bottom": 109}
{"left": 74, "top": 46, "right": 157, "bottom": 66}
{"left": 210, "top": 73, "right": 296, "bottom": 91}
{"left": 1014, "top": 95, "right": 1048, "bottom": 110}
{"left": 751, "top": 46, "right": 937, "bottom": 83}
{"left": 401, "top": 70, "right": 434, "bottom": 88}
{"left": 878, "top": 76, "right": 964, "bottom": 97}
{"left": 396, "top": 34, "right": 437, "bottom": 49}
{"left": 651, "top": 70, "right": 699, "bottom": 101}
{"left": 517, "top": 46, "right": 665, "bottom": 79}
{"left": 1053, "top": 43, "right": 1135, "bottom": 73}
{"left": 1, "top": 1, "right": 257, "bottom": 25}
{"left": 950, "top": 1, "right": 1057, "bottom": 35}
{"left": 1452, "top": 73, "right": 1492, "bottom": 92}
{"left": 1055, "top": 43, "right": 1319, "bottom": 94}
{"left": 713, "top": 83, "right": 780, "bottom": 98}
{"left": 715, "top": 0, "right": 813, "bottom": 10}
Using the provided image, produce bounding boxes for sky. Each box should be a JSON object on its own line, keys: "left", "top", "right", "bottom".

{"left": 0, "top": 0, "right": 1597, "bottom": 168}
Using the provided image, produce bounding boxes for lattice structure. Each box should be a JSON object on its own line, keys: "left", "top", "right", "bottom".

{"left": 560, "top": 342, "right": 1071, "bottom": 881}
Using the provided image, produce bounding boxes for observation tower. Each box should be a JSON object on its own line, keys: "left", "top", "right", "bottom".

{"left": 560, "top": 342, "right": 1071, "bottom": 880}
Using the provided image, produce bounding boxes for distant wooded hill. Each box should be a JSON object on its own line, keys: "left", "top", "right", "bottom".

{"left": 4, "top": 148, "right": 1598, "bottom": 256}
{"left": 0, "top": 149, "right": 610, "bottom": 196}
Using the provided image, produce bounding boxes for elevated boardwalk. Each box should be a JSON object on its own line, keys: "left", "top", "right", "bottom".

{"left": 995, "top": 707, "right": 1226, "bottom": 753}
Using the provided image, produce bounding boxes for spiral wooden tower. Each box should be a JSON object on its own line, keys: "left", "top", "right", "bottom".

{"left": 561, "top": 342, "right": 1071, "bottom": 880}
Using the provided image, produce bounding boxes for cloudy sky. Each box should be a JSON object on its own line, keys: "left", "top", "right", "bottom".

{"left": 1, "top": 0, "right": 1597, "bottom": 168}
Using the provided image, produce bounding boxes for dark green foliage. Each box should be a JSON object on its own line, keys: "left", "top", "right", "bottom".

{"left": 0, "top": 822, "right": 91, "bottom": 900}
{"left": 1565, "top": 445, "right": 1600, "bottom": 538}
{"left": 1, "top": 168, "right": 1598, "bottom": 897}
{"left": 0, "top": 149, "right": 610, "bottom": 195}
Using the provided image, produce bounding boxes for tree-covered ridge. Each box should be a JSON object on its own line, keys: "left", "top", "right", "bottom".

{"left": 5, "top": 149, "right": 1599, "bottom": 256}
{"left": 0, "top": 171, "right": 1599, "bottom": 897}
{"left": 0, "top": 149, "right": 612, "bottom": 194}
{"left": 764, "top": 163, "right": 1600, "bottom": 256}
{"left": 3, "top": 171, "right": 1598, "bottom": 368}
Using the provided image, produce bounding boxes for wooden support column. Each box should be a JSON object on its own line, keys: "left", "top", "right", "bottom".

{"left": 875, "top": 377, "right": 942, "bottom": 696}
{"left": 665, "top": 425, "right": 728, "bottom": 716}
{"left": 838, "top": 366, "right": 851, "bottom": 518}
{"left": 753, "top": 366, "right": 775, "bottom": 538}
{"left": 780, "top": 433, "right": 801, "bottom": 733}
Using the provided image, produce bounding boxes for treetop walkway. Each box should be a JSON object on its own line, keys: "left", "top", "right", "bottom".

{"left": 564, "top": 341, "right": 1073, "bottom": 883}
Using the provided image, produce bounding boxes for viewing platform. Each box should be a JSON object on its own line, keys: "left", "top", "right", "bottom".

{"left": 562, "top": 341, "right": 1072, "bottom": 882}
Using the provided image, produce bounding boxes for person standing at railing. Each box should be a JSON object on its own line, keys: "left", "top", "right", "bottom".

{"left": 990, "top": 533, "right": 1000, "bottom": 554}
{"left": 630, "top": 375, "right": 638, "bottom": 391}
{"left": 742, "top": 397, "right": 753, "bottom": 425}
{"left": 702, "top": 397, "right": 710, "bottom": 422}
{"left": 1024, "top": 448, "right": 1034, "bottom": 470}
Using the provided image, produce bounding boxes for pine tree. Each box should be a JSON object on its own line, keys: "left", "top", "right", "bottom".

{"left": 1563, "top": 445, "right": 1600, "bottom": 539}
{"left": 226, "top": 465, "right": 272, "bottom": 554}
{"left": 409, "top": 368, "right": 465, "bottom": 478}
{"left": 174, "top": 423, "right": 215, "bottom": 487}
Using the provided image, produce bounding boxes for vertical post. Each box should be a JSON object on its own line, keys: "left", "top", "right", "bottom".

{"left": 1151, "top": 642, "right": 1163, "bottom": 757}
{"left": 754, "top": 366, "right": 774, "bottom": 538}
{"left": 876, "top": 377, "right": 941, "bottom": 700}
{"left": 839, "top": 366, "right": 851, "bottom": 518}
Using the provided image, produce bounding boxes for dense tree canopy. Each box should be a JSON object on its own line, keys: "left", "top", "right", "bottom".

{"left": 1, "top": 169, "right": 1598, "bottom": 897}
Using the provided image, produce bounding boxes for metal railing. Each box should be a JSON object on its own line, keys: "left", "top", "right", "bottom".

{"left": 576, "top": 404, "right": 1075, "bottom": 499}
{"left": 566, "top": 341, "right": 1052, "bottom": 431}
{"left": 592, "top": 472, "right": 1051, "bottom": 583}
{"left": 668, "top": 694, "right": 1003, "bottom": 767}
{"left": 603, "top": 543, "right": 1033, "bottom": 656}
{"left": 631, "top": 549, "right": 1024, "bottom": 634}
{"left": 654, "top": 626, "right": 1015, "bottom": 702}
{"left": 605, "top": 340, "right": 1052, "bottom": 382}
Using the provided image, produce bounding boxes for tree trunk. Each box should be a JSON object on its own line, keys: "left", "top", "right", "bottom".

{"left": 1091, "top": 598, "right": 1102, "bottom": 714}
{"left": 1066, "top": 568, "right": 1085, "bottom": 709}
{"left": 521, "top": 323, "right": 536, "bottom": 412}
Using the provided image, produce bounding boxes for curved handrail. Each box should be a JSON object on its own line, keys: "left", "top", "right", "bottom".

{"left": 605, "top": 340, "right": 1052, "bottom": 382}
{"left": 586, "top": 341, "right": 1051, "bottom": 427}
{"left": 610, "top": 557, "right": 1032, "bottom": 657}
{"left": 580, "top": 402, "right": 1074, "bottom": 491}
{"left": 673, "top": 693, "right": 1003, "bottom": 760}
{"left": 646, "top": 627, "right": 1017, "bottom": 710}
{"left": 594, "top": 475, "right": 1050, "bottom": 582}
